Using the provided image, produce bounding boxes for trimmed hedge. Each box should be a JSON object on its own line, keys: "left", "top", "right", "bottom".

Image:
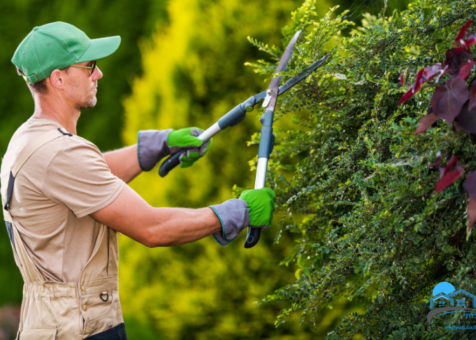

{"left": 248, "top": 0, "right": 476, "bottom": 338}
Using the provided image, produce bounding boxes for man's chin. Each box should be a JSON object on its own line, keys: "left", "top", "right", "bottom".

{"left": 76, "top": 97, "right": 97, "bottom": 110}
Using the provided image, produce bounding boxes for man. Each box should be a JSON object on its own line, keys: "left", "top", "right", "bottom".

{"left": 1, "top": 22, "right": 275, "bottom": 340}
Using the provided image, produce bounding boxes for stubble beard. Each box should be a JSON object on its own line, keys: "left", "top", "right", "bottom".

{"left": 75, "top": 92, "right": 97, "bottom": 110}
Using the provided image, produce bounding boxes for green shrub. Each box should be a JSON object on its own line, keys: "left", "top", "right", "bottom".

{"left": 248, "top": 0, "right": 476, "bottom": 338}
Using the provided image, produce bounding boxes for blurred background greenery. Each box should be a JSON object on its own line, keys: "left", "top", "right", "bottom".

{"left": 0, "top": 0, "right": 410, "bottom": 338}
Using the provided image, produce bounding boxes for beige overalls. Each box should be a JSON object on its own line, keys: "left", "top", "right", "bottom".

{"left": 3, "top": 129, "right": 124, "bottom": 339}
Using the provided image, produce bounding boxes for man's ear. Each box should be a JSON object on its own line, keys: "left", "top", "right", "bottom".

{"left": 48, "top": 69, "right": 64, "bottom": 89}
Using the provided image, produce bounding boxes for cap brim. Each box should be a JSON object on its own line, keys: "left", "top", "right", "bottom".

{"left": 76, "top": 36, "right": 121, "bottom": 62}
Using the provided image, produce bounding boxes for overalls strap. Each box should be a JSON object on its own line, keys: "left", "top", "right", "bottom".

{"left": 3, "top": 128, "right": 72, "bottom": 282}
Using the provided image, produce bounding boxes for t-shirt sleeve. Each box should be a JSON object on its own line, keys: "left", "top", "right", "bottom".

{"left": 43, "top": 139, "right": 125, "bottom": 218}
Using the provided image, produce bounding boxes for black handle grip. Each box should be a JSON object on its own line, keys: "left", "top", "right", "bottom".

{"left": 158, "top": 150, "right": 187, "bottom": 177}
{"left": 244, "top": 227, "right": 261, "bottom": 248}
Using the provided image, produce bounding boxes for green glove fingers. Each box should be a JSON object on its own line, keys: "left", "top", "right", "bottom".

{"left": 239, "top": 187, "right": 276, "bottom": 228}
{"left": 167, "top": 127, "right": 203, "bottom": 148}
{"left": 167, "top": 127, "right": 212, "bottom": 168}
{"left": 179, "top": 151, "right": 200, "bottom": 168}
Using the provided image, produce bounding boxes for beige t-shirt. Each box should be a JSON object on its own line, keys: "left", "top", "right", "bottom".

{"left": 1, "top": 118, "right": 125, "bottom": 282}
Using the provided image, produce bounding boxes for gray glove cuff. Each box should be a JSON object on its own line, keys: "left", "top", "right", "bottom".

{"left": 209, "top": 199, "right": 250, "bottom": 246}
{"left": 137, "top": 129, "right": 173, "bottom": 171}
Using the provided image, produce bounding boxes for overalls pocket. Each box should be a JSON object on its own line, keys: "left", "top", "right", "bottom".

{"left": 82, "top": 289, "right": 119, "bottom": 336}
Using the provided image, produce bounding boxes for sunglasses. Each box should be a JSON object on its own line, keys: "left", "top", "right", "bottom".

{"left": 70, "top": 60, "right": 97, "bottom": 76}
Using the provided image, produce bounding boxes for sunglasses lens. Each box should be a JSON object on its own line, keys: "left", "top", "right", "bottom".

{"left": 91, "top": 61, "right": 97, "bottom": 75}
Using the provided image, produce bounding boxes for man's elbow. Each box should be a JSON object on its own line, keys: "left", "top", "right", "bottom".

{"left": 140, "top": 232, "right": 163, "bottom": 248}
{"left": 141, "top": 227, "right": 176, "bottom": 248}
{"left": 141, "top": 238, "right": 158, "bottom": 248}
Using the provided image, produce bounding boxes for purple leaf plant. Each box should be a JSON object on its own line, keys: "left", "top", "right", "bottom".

{"left": 435, "top": 156, "right": 463, "bottom": 193}
{"left": 397, "top": 20, "right": 476, "bottom": 233}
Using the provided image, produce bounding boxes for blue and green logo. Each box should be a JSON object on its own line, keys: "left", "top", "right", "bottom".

{"left": 428, "top": 282, "right": 476, "bottom": 323}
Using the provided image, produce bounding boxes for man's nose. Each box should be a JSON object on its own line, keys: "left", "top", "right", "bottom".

{"left": 92, "top": 66, "right": 103, "bottom": 80}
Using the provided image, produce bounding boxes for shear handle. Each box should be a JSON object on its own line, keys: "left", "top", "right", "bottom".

{"left": 159, "top": 96, "right": 260, "bottom": 177}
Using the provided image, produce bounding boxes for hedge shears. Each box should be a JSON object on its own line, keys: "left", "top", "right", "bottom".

{"left": 159, "top": 31, "right": 329, "bottom": 248}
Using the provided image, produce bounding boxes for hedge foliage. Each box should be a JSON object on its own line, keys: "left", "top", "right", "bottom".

{"left": 247, "top": 0, "right": 476, "bottom": 338}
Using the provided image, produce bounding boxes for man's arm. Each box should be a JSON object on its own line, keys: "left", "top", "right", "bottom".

{"left": 103, "top": 145, "right": 142, "bottom": 183}
{"left": 91, "top": 185, "right": 222, "bottom": 247}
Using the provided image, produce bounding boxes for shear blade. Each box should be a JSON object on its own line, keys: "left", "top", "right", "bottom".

{"left": 253, "top": 53, "right": 330, "bottom": 105}
{"left": 278, "top": 53, "right": 330, "bottom": 95}
{"left": 263, "top": 31, "right": 301, "bottom": 110}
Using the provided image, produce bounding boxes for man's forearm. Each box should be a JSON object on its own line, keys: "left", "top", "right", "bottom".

{"left": 145, "top": 207, "right": 222, "bottom": 247}
{"left": 103, "top": 145, "right": 142, "bottom": 183}
{"left": 91, "top": 185, "right": 222, "bottom": 247}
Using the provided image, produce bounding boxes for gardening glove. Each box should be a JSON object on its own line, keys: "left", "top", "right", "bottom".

{"left": 137, "top": 127, "right": 212, "bottom": 171}
{"left": 209, "top": 188, "right": 276, "bottom": 246}
{"left": 168, "top": 127, "right": 212, "bottom": 168}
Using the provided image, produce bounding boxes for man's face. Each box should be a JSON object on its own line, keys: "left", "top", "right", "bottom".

{"left": 63, "top": 61, "right": 103, "bottom": 110}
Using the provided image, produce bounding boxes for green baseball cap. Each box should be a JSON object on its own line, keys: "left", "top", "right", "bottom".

{"left": 12, "top": 22, "right": 121, "bottom": 84}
